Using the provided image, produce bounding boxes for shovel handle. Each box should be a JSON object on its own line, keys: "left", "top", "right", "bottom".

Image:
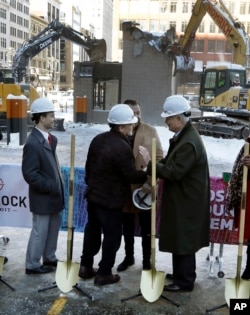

{"left": 236, "top": 142, "right": 249, "bottom": 278}
{"left": 151, "top": 138, "right": 156, "bottom": 268}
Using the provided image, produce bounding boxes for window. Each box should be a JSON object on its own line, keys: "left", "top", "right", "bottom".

{"left": 196, "top": 40, "right": 204, "bottom": 52}
{"left": 208, "top": 40, "right": 215, "bottom": 53}
{"left": 0, "top": 22, "right": 6, "bottom": 34}
{"left": 149, "top": 20, "right": 158, "bottom": 32}
{"left": 170, "top": 2, "right": 177, "bottom": 13}
{"left": 159, "top": 20, "right": 167, "bottom": 32}
{"left": 198, "top": 22, "right": 204, "bottom": 33}
{"left": 160, "top": 1, "right": 167, "bottom": 13}
{"left": 217, "top": 41, "right": 224, "bottom": 53}
{"left": 240, "top": 2, "right": 246, "bottom": 14}
{"left": 182, "top": 2, "right": 188, "bottom": 13}
{"left": 210, "top": 23, "right": 216, "bottom": 33}
{"left": 169, "top": 21, "right": 176, "bottom": 29}
{"left": 0, "top": 8, "right": 6, "bottom": 19}
{"left": 225, "top": 41, "right": 232, "bottom": 53}
{"left": 247, "top": 22, "right": 250, "bottom": 34}
{"left": 181, "top": 21, "right": 187, "bottom": 33}
{"left": 218, "top": 71, "right": 226, "bottom": 88}
{"left": 138, "top": 20, "right": 147, "bottom": 30}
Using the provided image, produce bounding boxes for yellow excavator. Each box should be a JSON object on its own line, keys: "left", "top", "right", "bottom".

{"left": 0, "top": 19, "right": 106, "bottom": 138}
{"left": 172, "top": 0, "right": 250, "bottom": 139}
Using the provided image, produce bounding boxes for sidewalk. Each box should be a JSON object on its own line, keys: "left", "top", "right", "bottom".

{"left": 0, "top": 226, "right": 245, "bottom": 315}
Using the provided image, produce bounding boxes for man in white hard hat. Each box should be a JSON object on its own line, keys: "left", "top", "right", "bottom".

{"left": 145, "top": 95, "right": 210, "bottom": 292}
{"left": 78, "top": 104, "right": 149, "bottom": 286}
{"left": 22, "top": 98, "right": 64, "bottom": 274}
{"left": 117, "top": 99, "right": 163, "bottom": 272}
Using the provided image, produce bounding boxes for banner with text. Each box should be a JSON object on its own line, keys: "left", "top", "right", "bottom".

{"left": 0, "top": 164, "right": 239, "bottom": 244}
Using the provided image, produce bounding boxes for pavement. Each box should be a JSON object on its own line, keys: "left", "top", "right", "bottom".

{"left": 0, "top": 225, "right": 247, "bottom": 315}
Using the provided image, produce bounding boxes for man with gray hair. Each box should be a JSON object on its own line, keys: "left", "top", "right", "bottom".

{"left": 145, "top": 95, "right": 210, "bottom": 292}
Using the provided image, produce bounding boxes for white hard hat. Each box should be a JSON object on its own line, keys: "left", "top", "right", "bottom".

{"left": 233, "top": 73, "right": 240, "bottom": 84}
{"left": 30, "top": 98, "right": 55, "bottom": 114}
{"left": 161, "top": 95, "right": 191, "bottom": 118}
{"left": 107, "top": 104, "right": 138, "bottom": 125}
{"left": 132, "top": 188, "right": 151, "bottom": 210}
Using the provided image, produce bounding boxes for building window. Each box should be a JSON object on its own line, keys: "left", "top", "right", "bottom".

{"left": 170, "top": 2, "right": 177, "bottom": 13}
{"left": 118, "top": 38, "right": 123, "bottom": 50}
{"left": 228, "top": 2, "right": 235, "bottom": 13}
{"left": 181, "top": 21, "right": 187, "bottom": 33}
{"left": 210, "top": 22, "right": 216, "bottom": 33}
{"left": 182, "top": 2, "right": 188, "bottom": 13}
{"left": 208, "top": 40, "right": 215, "bottom": 53}
{"left": 149, "top": 20, "right": 158, "bottom": 32}
{"left": 0, "top": 22, "right": 6, "bottom": 34}
{"left": 198, "top": 22, "right": 204, "bottom": 33}
{"left": 159, "top": 20, "right": 167, "bottom": 32}
{"left": 247, "top": 22, "right": 250, "bottom": 35}
{"left": 196, "top": 40, "right": 204, "bottom": 52}
{"left": 225, "top": 41, "right": 232, "bottom": 53}
{"left": 240, "top": 2, "right": 246, "bottom": 14}
{"left": 138, "top": 20, "right": 147, "bottom": 30}
{"left": 160, "top": 1, "right": 167, "bottom": 13}
{"left": 0, "top": 8, "right": 6, "bottom": 19}
{"left": 217, "top": 40, "right": 224, "bottom": 53}
{"left": 169, "top": 21, "right": 176, "bottom": 29}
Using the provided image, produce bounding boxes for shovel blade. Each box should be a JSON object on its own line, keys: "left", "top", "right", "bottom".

{"left": 55, "top": 261, "right": 80, "bottom": 293}
{"left": 225, "top": 278, "right": 250, "bottom": 306}
{"left": 140, "top": 269, "right": 165, "bottom": 303}
{"left": 0, "top": 256, "right": 5, "bottom": 275}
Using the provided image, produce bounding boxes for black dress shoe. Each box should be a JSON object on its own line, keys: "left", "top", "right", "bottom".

{"left": 78, "top": 266, "right": 97, "bottom": 279}
{"left": 43, "top": 260, "right": 58, "bottom": 267}
{"left": 117, "top": 257, "right": 135, "bottom": 272}
{"left": 166, "top": 273, "right": 174, "bottom": 280}
{"left": 94, "top": 274, "right": 120, "bottom": 286}
{"left": 25, "top": 265, "right": 54, "bottom": 274}
{"left": 164, "top": 283, "right": 193, "bottom": 292}
{"left": 142, "top": 261, "right": 151, "bottom": 270}
{"left": 241, "top": 269, "right": 250, "bottom": 280}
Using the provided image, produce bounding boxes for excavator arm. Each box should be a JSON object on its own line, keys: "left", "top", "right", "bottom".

{"left": 12, "top": 19, "right": 106, "bottom": 82}
{"left": 173, "top": 0, "right": 249, "bottom": 75}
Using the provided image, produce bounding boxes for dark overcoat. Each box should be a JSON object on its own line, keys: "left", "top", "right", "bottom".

{"left": 22, "top": 128, "right": 64, "bottom": 215}
{"left": 85, "top": 129, "right": 148, "bottom": 209}
{"left": 152, "top": 121, "right": 210, "bottom": 255}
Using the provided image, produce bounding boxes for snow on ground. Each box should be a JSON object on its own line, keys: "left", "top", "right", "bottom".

{"left": 0, "top": 108, "right": 245, "bottom": 176}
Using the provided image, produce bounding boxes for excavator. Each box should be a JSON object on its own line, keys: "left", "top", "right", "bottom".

{"left": 0, "top": 19, "right": 106, "bottom": 135}
{"left": 172, "top": 0, "right": 250, "bottom": 139}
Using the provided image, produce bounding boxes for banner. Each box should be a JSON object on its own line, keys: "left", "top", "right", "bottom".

{"left": 0, "top": 164, "right": 240, "bottom": 244}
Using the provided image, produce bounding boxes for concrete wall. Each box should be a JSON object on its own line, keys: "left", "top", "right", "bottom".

{"left": 121, "top": 23, "right": 173, "bottom": 126}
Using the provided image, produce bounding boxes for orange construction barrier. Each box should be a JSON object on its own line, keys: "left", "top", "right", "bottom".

{"left": 6, "top": 95, "right": 27, "bottom": 145}
{"left": 75, "top": 96, "right": 87, "bottom": 123}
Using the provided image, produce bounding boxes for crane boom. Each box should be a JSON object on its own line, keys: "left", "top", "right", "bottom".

{"left": 174, "top": 0, "right": 250, "bottom": 76}
{"left": 12, "top": 19, "right": 106, "bottom": 83}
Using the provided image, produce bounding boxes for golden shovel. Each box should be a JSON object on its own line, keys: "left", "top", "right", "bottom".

{"left": 140, "top": 138, "right": 165, "bottom": 303}
{"left": 225, "top": 142, "right": 250, "bottom": 306}
{"left": 55, "top": 134, "right": 80, "bottom": 293}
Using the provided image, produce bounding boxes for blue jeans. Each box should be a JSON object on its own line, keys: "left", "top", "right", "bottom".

{"left": 80, "top": 201, "right": 123, "bottom": 275}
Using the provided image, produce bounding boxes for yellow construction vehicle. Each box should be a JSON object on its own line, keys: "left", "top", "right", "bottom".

{"left": 173, "top": 0, "right": 250, "bottom": 139}
{"left": 0, "top": 19, "right": 106, "bottom": 134}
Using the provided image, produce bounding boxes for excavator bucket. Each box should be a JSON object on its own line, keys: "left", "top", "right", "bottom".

{"left": 173, "top": 55, "right": 195, "bottom": 76}
{"left": 87, "top": 39, "right": 107, "bottom": 62}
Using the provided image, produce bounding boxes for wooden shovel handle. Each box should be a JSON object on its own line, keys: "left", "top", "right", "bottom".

{"left": 239, "top": 142, "right": 249, "bottom": 245}
{"left": 151, "top": 138, "right": 156, "bottom": 267}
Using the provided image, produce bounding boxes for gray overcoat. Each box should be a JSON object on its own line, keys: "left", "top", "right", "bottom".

{"left": 22, "top": 128, "right": 64, "bottom": 215}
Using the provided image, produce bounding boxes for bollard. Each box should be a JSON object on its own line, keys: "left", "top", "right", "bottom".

{"left": 6, "top": 95, "right": 27, "bottom": 145}
{"left": 75, "top": 96, "right": 87, "bottom": 123}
